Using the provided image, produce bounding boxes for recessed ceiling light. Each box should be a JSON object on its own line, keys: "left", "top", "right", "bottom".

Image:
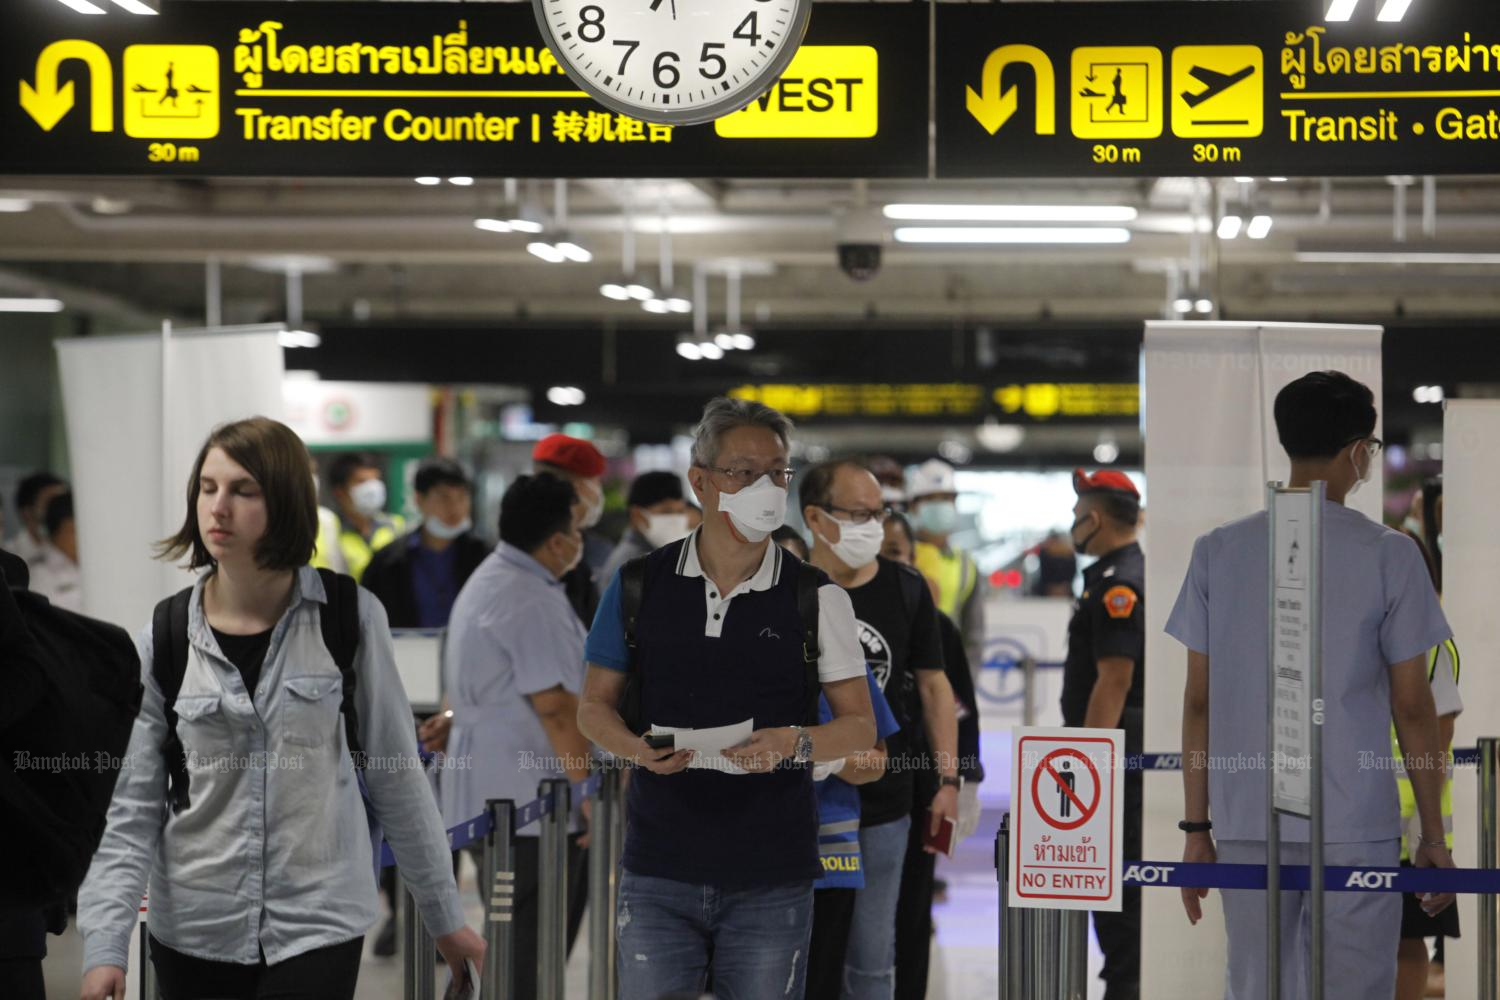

{"left": 415, "top": 177, "right": 442, "bottom": 186}
{"left": 447, "top": 177, "right": 474, "bottom": 186}
{"left": 600, "top": 283, "right": 630, "bottom": 301}
{"left": 892, "top": 227, "right": 1131, "bottom": 245}
{"left": 53, "top": 0, "right": 106, "bottom": 13}
{"left": 0, "top": 297, "right": 64, "bottom": 313}
{"left": 0, "top": 198, "right": 33, "bottom": 212}
{"left": 884, "top": 204, "right": 1137, "bottom": 223}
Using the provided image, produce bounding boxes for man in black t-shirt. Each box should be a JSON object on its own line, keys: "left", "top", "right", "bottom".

{"left": 1061, "top": 468, "right": 1146, "bottom": 1000}
{"left": 800, "top": 461, "right": 957, "bottom": 998}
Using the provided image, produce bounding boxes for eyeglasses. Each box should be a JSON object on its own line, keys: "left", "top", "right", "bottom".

{"left": 707, "top": 466, "right": 796, "bottom": 488}
{"left": 1345, "top": 435, "right": 1384, "bottom": 455}
{"left": 820, "top": 503, "right": 893, "bottom": 526}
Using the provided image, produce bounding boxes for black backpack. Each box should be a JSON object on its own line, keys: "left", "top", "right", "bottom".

{"left": 0, "top": 557, "right": 143, "bottom": 908}
{"left": 617, "top": 551, "right": 822, "bottom": 734}
{"left": 151, "top": 568, "right": 365, "bottom": 815}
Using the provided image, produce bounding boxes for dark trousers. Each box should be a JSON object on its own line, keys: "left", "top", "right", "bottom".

{"left": 149, "top": 934, "right": 364, "bottom": 1000}
{"left": 805, "top": 887, "right": 856, "bottom": 999}
{"left": 1093, "top": 710, "right": 1143, "bottom": 1000}
{"left": 893, "top": 806, "right": 938, "bottom": 1000}
{"left": 467, "top": 833, "right": 589, "bottom": 1000}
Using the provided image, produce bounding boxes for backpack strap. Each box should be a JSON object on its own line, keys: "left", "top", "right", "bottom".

{"left": 315, "top": 568, "right": 364, "bottom": 768}
{"left": 796, "top": 562, "right": 822, "bottom": 726}
{"left": 894, "top": 563, "right": 927, "bottom": 623}
{"left": 618, "top": 555, "right": 650, "bottom": 734}
{"left": 152, "top": 586, "right": 195, "bottom": 815}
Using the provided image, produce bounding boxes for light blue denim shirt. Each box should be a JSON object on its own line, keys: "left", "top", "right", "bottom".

{"left": 77, "top": 566, "right": 466, "bottom": 972}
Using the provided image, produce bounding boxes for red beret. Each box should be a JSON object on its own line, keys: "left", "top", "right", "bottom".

{"left": 533, "top": 434, "right": 606, "bottom": 479}
{"left": 1073, "top": 468, "right": 1139, "bottom": 499}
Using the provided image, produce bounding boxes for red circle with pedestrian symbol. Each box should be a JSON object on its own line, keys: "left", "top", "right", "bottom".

{"left": 1030, "top": 748, "right": 1101, "bottom": 831}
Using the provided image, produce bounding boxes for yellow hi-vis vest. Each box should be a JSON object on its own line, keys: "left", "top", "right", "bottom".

{"left": 1391, "top": 637, "right": 1460, "bottom": 861}
{"left": 914, "top": 541, "right": 977, "bottom": 620}
{"left": 310, "top": 507, "right": 346, "bottom": 573}
{"left": 337, "top": 515, "right": 404, "bottom": 583}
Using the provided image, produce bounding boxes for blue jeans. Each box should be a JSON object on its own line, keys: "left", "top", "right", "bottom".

{"left": 842, "top": 815, "right": 912, "bottom": 1000}
{"left": 616, "top": 870, "right": 813, "bottom": 1000}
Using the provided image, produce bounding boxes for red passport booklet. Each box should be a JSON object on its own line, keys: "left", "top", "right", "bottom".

{"left": 922, "top": 811, "right": 956, "bottom": 858}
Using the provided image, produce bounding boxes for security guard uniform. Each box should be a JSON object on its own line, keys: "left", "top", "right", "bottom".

{"left": 1394, "top": 638, "right": 1462, "bottom": 942}
{"left": 336, "top": 513, "right": 404, "bottom": 583}
{"left": 1061, "top": 539, "right": 1145, "bottom": 1000}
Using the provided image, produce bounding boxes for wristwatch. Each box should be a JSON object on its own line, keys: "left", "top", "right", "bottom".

{"left": 939, "top": 776, "right": 964, "bottom": 792}
{"left": 791, "top": 726, "right": 814, "bottom": 765}
{"left": 1178, "top": 820, "right": 1213, "bottom": 833}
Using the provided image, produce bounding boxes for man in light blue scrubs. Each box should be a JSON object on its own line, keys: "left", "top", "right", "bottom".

{"left": 1168, "top": 371, "right": 1457, "bottom": 1000}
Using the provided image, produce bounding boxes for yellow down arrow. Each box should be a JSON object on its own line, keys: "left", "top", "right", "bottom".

{"left": 965, "top": 45, "right": 1055, "bottom": 136}
{"left": 20, "top": 40, "right": 114, "bottom": 133}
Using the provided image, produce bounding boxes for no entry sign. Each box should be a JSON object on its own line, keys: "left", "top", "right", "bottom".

{"left": 1010, "top": 726, "right": 1124, "bottom": 911}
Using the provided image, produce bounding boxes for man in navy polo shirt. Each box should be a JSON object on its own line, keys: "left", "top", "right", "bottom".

{"left": 578, "top": 397, "right": 876, "bottom": 1000}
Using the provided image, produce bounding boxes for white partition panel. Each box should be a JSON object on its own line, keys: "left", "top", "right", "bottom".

{"left": 1141, "top": 322, "right": 1383, "bottom": 1000}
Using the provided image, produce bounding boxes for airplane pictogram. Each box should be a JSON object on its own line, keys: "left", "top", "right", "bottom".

{"left": 1180, "top": 64, "right": 1256, "bottom": 109}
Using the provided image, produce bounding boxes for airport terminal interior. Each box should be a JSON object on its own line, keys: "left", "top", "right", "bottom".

{"left": 3, "top": 0, "right": 1500, "bottom": 998}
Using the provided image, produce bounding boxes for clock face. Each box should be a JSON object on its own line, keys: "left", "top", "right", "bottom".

{"left": 533, "top": 0, "right": 812, "bottom": 126}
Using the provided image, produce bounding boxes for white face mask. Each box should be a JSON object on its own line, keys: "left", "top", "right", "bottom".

{"left": 424, "top": 516, "right": 471, "bottom": 541}
{"left": 350, "top": 479, "right": 387, "bottom": 517}
{"left": 642, "top": 512, "right": 690, "bottom": 549}
{"left": 717, "top": 474, "right": 788, "bottom": 544}
{"left": 579, "top": 486, "right": 604, "bottom": 530}
{"left": 1348, "top": 445, "right": 1373, "bottom": 498}
{"left": 817, "top": 517, "right": 885, "bottom": 570}
{"left": 560, "top": 532, "right": 584, "bottom": 575}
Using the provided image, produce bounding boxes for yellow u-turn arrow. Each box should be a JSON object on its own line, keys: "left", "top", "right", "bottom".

{"left": 965, "top": 45, "right": 1055, "bottom": 136}
{"left": 20, "top": 40, "right": 114, "bottom": 133}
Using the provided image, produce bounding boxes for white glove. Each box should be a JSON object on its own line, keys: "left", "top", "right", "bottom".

{"left": 812, "top": 758, "right": 847, "bottom": 782}
{"left": 955, "top": 783, "right": 981, "bottom": 843}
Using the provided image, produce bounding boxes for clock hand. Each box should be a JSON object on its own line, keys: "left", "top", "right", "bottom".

{"left": 649, "top": 0, "right": 677, "bottom": 18}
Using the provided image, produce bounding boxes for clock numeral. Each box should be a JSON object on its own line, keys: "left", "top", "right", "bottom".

{"left": 653, "top": 50, "right": 681, "bottom": 89}
{"left": 733, "top": 12, "right": 762, "bottom": 46}
{"left": 613, "top": 40, "right": 641, "bottom": 74}
{"left": 578, "top": 5, "right": 606, "bottom": 43}
{"left": 699, "top": 42, "right": 727, "bottom": 80}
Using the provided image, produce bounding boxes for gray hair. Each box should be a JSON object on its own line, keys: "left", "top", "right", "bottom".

{"left": 690, "top": 397, "right": 794, "bottom": 468}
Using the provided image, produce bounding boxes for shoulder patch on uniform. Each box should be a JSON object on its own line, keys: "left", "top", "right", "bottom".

{"left": 1102, "top": 585, "right": 1138, "bottom": 619}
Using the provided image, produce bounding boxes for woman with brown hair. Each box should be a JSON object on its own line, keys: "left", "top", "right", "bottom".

{"left": 78, "top": 417, "right": 483, "bottom": 1000}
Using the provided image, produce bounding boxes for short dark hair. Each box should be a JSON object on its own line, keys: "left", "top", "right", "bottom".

{"left": 17, "top": 472, "right": 64, "bottom": 513}
{"left": 772, "top": 525, "right": 809, "bottom": 560}
{"left": 413, "top": 457, "right": 470, "bottom": 496}
{"left": 499, "top": 474, "right": 576, "bottom": 554}
{"left": 43, "top": 492, "right": 73, "bottom": 538}
{"left": 1082, "top": 490, "right": 1140, "bottom": 529}
{"left": 157, "top": 417, "right": 319, "bottom": 572}
{"left": 330, "top": 451, "right": 380, "bottom": 490}
{"left": 797, "top": 459, "right": 867, "bottom": 513}
{"left": 1274, "top": 371, "right": 1378, "bottom": 460}
{"left": 886, "top": 511, "right": 916, "bottom": 551}
{"left": 627, "top": 471, "right": 684, "bottom": 509}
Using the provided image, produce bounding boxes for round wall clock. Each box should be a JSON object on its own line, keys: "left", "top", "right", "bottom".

{"left": 533, "top": 0, "right": 814, "bottom": 126}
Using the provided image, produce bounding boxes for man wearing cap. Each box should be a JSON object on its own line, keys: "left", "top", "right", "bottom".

{"left": 1062, "top": 468, "right": 1146, "bottom": 1000}
{"left": 600, "top": 470, "right": 691, "bottom": 584}
{"left": 533, "top": 433, "right": 609, "bottom": 624}
{"left": 907, "top": 459, "right": 986, "bottom": 675}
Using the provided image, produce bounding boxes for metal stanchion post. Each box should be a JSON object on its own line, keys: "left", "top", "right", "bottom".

{"left": 996, "top": 814, "right": 1023, "bottom": 1000}
{"left": 609, "top": 768, "right": 625, "bottom": 1000}
{"left": 538, "top": 778, "right": 571, "bottom": 1000}
{"left": 1059, "top": 910, "right": 1088, "bottom": 1000}
{"left": 1265, "top": 483, "right": 1282, "bottom": 1000}
{"left": 1022, "top": 655, "right": 1037, "bottom": 728}
{"left": 402, "top": 873, "right": 436, "bottom": 1000}
{"left": 1480, "top": 737, "right": 1499, "bottom": 1000}
{"left": 484, "top": 799, "right": 517, "bottom": 1000}
{"left": 588, "top": 766, "right": 620, "bottom": 1000}
{"left": 138, "top": 923, "right": 159, "bottom": 1000}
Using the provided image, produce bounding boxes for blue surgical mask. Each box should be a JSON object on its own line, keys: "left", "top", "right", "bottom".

{"left": 913, "top": 500, "right": 959, "bottom": 535}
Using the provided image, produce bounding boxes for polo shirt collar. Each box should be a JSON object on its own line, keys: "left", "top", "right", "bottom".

{"left": 497, "top": 541, "right": 563, "bottom": 587}
{"left": 674, "top": 527, "right": 783, "bottom": 592}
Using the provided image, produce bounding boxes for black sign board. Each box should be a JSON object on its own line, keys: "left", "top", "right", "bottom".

{"left": 1, "top": 0, "right": 927, "bottom": 178}
{"left": 936, "top": 0, "right": 1500, "bottom": 177}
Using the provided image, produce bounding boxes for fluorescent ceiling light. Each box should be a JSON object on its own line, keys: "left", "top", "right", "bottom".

{"left": 1377, "top": 0, "right": 1413, "bottom": 20}
{"left": 1172, "top": 296, "right": 1193, "bottom": 313}
{"left": 1194, "top": 299, "right": 1214, "bottom": 314}
{"left": 714, "top": 333, "right": 737, "bottom": 351}
{"left": 527, "top": 242, "right": 566, "bottom": 263}
{"left": 0, "top": 297, "right": 64, "bottom": 313}
{"left": 1217, "top": 215, "right": 1243, "bottom": 240}
{"left": 892, "top": 227, "right": 1131, "bottom": 245}
{"left": 1093, "top": 441, "right": 1121, "bottom": 465}
{"left": 1246, "top": 215, "right": 1273, "bottom": 239}
{"left": 1268, "top": 177, "right": 1289, "bottom": 183}
{"left": 415, "top": 177, "right": 441, "bottom": 186}
{"left": 1296, "top": 250, "right": 1500, "bottom": 265}
{"left": 53, "top": 0, "right": 106, "bottom": 12}
{"left": 1233, "top": 176, "right": 1254, "bottom": 183}
{"left": 675, "top": 341, "right": 702, "bottom": 360}
{"left": 884, "top": 203, "right": 1137, "bottom": 223}
{"left": 278, "top": 329, "right": 322, "bottom": 349}
{"left": 664, "top": 297, "right": 692, "bottom": 314}
{"left": 1326, "top": 0, "right": 1359, "bottom": 20}
{"left": 698, "top": 342, "right": 724, "bottom": 361}
{"left": 474, "top": 218, "right": 513, "bottom": 234}
{"left": 554, "top": 241, "right": 592, "bottom": 263}
{"left": 508, "top": 219, "right": 544, "bottom": 234}
{"left": 625, "top": 283, "right": 655, "bottom": 300}
{"left": 546, "top": 385, "right": 586, "bottom": 406}
{"left": 731, "top": 333, "right": 756, "bottom": 351}
{"left": 109, "top": 0, "right": 158, "bottom": 12}
{"left": 641, "top": 299, "right": 671, "bottom": 314}
{"left": 600, "top": 283, "right": 631, "bottom": 301}
{"left": 447, "top": 177, "right": 474, "bottom": 186}
{"left": 0, "top": 198, "right": 33, "bottom": 212}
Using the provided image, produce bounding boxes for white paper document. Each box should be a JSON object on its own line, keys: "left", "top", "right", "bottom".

{"left": 649, "top": 718, "right": 755, "bottom": 775}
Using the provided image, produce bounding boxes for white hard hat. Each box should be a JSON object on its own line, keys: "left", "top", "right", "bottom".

{"left": 880, "top": 484, "right": 907, "bottom": 506}
{"left": 907, "top": 459, "right": 956, "bottom": 499}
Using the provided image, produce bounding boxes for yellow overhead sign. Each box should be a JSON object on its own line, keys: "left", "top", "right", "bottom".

{"left": 730, "top": 383, "right": 986, "bottom": 418}
{"left": 1171, "top": 45, "right": 1263, "bottom": 138}
{"left": 715, "top": 46, "right": 880, "bottom": 139}
{"left": 1070, "top": 47, "right": 1163, "bottom": 140}
{"left": 124, "top": 45, "right": 221, "bottom": 139}
{"left": 994, "top": 383, "right": 1140, "bottom": 420}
